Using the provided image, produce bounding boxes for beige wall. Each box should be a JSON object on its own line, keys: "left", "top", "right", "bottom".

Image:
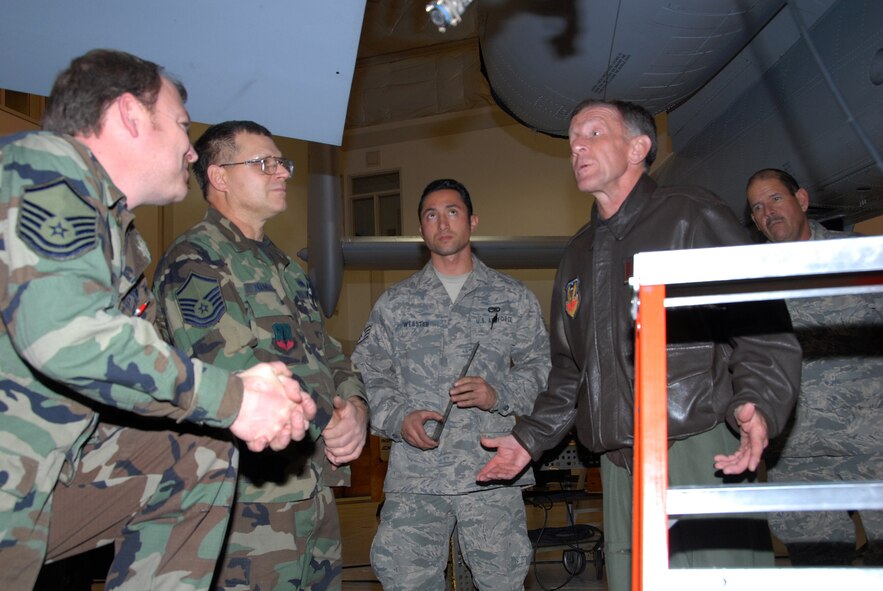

{"left": 856, "top": 216, "right": 883, "bottom": 236}
{"left": 325, "top": 107, "right": 595, "bottom": 346}
{"left": 0, "top": 107, "right": 39, "bottom": 135}
{"left": 342, "top": 108, "right": 588, "bottom": 237}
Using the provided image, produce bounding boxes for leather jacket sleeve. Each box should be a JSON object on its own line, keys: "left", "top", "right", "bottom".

{"left": 512, "top": 259, "right": 579, "bottom": 460}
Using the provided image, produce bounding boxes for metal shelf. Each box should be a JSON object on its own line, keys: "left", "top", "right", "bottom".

{"left": 629, "top": 235, "right": 883, "bottom": 590}
{"left": 667, "top": 481, "right": 883, "bottom": 515}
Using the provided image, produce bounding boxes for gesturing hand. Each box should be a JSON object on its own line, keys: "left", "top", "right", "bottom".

{"left": 476, "top": 435, "right": 531, "bottom": 482}
{"left": 713, "top": 402, "right": 768, "bottom": 475}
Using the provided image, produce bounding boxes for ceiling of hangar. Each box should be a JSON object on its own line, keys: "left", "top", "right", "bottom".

{"left": 348, "top": 0, "right": 883, "bottom": 226}
{"left": 346, "top": 0, "right": 493, "bottom": 131}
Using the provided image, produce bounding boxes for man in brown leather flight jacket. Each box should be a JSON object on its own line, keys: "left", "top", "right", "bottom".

{"left": 478, "top": 99, "right": 801, "bottom": 591}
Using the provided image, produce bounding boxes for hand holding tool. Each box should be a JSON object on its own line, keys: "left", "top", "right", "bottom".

{"left": 430, "top": 342, "right": 479, "bottom": 442}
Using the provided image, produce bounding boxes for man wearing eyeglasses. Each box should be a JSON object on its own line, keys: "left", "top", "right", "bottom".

{"left": 153, "top": 120, "right": 368, "bottom": 591}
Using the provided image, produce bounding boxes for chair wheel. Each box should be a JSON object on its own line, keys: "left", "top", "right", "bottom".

{"left": 563, "top": 549, "right": 586, "bottom": 575}
{"left": 594, "top": 548, "right": 604, "bottom": 580}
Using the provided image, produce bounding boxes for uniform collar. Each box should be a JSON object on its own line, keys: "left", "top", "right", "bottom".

{"left": 417, "top": 253, "right": 492, "bottom": 292}
{"left": 203, "top": 206, "right": 289, "bottom": 266}
{"left": 591, "top": 173, "right": 658, "bottom": 241}
{"left": 807, "top": 218, "right": 845, "bottom": 241}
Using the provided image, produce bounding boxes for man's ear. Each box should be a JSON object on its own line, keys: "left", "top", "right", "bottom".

{"left": 470, "top": 215, "right": 479, "bottom": 232}
{"left": 207, "top": 164, "right": 228, "bottom": 193}
{"left": 628, "top": 135, "right": 651, "bottom": 165}
{"left": 113, "top": 92, "right": 144, "bottom": 138}
{"left": 795, "top": 187, "right": 810, "bottom": 212}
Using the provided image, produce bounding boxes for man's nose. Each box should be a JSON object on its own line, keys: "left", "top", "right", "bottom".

{"left": 274, "top": 162, "right": 291, "bottom": 180}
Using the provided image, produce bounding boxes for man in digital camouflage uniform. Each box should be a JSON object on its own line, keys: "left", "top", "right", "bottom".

{"left": 0, "top": 50, "right": 316, "bottom": 591}
{"left": 352, "top": 178, "right": 551, "bottom": 591}
{"left": 153, "top": 120, "right": 368, "bottom": 591}
{"left": 747, "top": 167, "right": 883, "bottom": 565}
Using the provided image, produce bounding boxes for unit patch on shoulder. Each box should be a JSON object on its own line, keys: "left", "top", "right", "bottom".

{"left": 357, "top": 324, "right": 371, "bottom": 345}
{"left": 175, "top": 273, "right": 226, "bottom": 328}
{"left": 565, "top": 277, "right": 581, "bottom": 318}
{"left": 17, "top": 180, "right": 97, "bottom": 259}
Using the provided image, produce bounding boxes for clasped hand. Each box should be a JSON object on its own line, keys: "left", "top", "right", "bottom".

{"left": 324, "top": 396, "right": 369, "bottom": 468}
{"left": 230, "top": 361, "right": 317, "bottom": 452}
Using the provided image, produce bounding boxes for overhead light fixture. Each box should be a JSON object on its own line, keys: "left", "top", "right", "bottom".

{"left": 426, "top": 0, "right": 473, "bottom": 33}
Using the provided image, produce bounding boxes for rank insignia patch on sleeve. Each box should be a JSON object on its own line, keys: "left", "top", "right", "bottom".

{"left": 175, "top": 273, "right": 226, "bottom": 327}
{"left": 17, "top": 180, "right": 97, "bottom": 259}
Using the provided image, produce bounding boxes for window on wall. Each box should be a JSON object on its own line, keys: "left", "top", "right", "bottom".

{"left": 350, "top": 171, "right": 402, "bottom": 237}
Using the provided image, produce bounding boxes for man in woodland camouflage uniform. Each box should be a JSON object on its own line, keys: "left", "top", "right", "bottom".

{"left": 153, "top": 120, "right": 368, "bottom": 591}
{"left": 0, "top": 50, "right": 315, "bottom": 591}
{"left": 352, "top": 178, "right": 550, "bottom": 591}
{"left": 747, "top": 168, "right": 883, "bottom": 565}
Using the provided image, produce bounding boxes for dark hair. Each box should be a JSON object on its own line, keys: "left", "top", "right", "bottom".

{"left": 570, "top": 99, "right": 658, "bottom": 169}
{"left": 42, "top": 49, "right": 186, "bottom": 137}
{"left": 745, "top": 168, "right": 801, "bottom": 195}
{"left": 193, "top": 120, "right": 273, "bottom": 198}
{"left": 418, "top": 178, "right": 474, "bottom": 219}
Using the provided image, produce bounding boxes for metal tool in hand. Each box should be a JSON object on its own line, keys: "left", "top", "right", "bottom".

{"left": 430, "top": 342, "right": 480, "bottom": 442}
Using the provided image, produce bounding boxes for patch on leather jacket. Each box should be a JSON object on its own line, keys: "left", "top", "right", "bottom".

{"left": 565, "top": 277, "right": 581, "bottom": 318}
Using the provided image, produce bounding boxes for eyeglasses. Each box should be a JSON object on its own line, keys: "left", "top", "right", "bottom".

{"left": 218, "top": 156, "right": 294, "bottom": 177}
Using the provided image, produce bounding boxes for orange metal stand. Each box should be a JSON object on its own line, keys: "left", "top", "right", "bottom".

{"left": 632, "top": 284, "right": 669, "bottom": 591}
